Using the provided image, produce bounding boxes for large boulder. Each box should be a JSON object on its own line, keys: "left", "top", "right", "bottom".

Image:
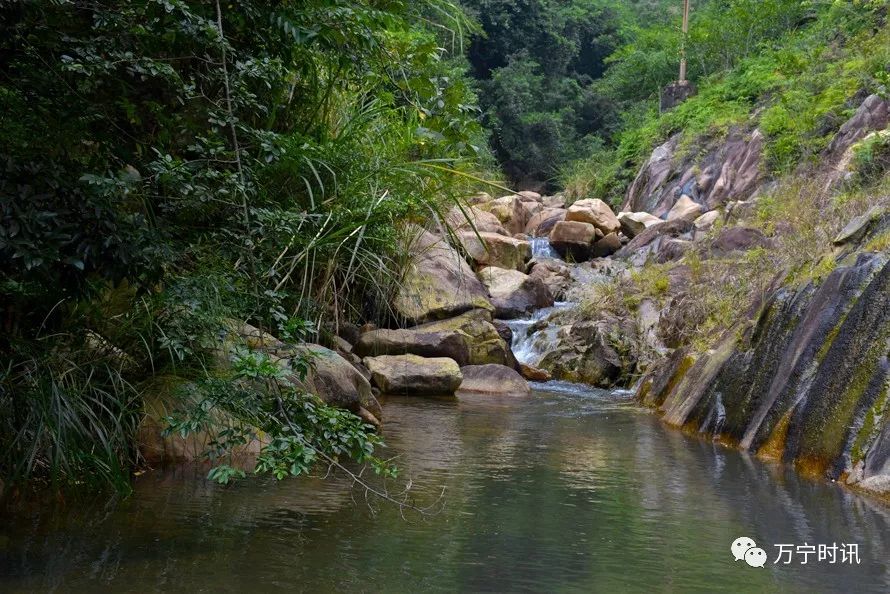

{"left": 294, "top": 344, "right": 381, "bottom": 415}
{"left": 538, "top": 318, "right": 635, "bottom": 387}
{"left": 139, "top": 338, "right": 385, "bottom": 466}
{"left": 542, "top": 194, "right": 567, "bottom": 209}
{"left": 592, "top": 232, "right": 622, "bottom": 258}
{"left": 227, "top": 326, "right": 381, "bottom": 418}
{"left": 528, "top": 259, "right": 572, "bottom": 300}
{"left": 413, "top": 309, "right": 514, "bottom": 366}
{"left": 826, "top": 94, "right": 889, "bottom": 163}
{"left": 138, "top": 376, "right": 266, "bottom": 466}
{"left": 618, "top": 211, "right": 662, "bottom": 238}
{"left": 457, "top": 364, "right": 531, "bottom": 396}
{"left": 525, "top": 208, "right": 567, "bottom": 237}
{"left": 693, "top": 210, "right": 721, "bottom": 233}
{"left": 458, "top": 231, "right": 531, "bottom": 271}
{"left": 354, "top": 328, "right": 470, "bottom": 365}
{"left": 394, "top": 228, "right": 494, "bottom": 324}
{"left": 478, "top": 266, "right": 555, "bottom": 318}
{"left": 478, "top": 195, "right": 533, "bottom": 235}
{"left": 517, "top": 190, "right": 542, "bottom": 202}
{"left": 667, "top": 195, "right": 705, "bottom": 222}
{"left": 364, "top": 354, "right": 463, "bottom": 395}
{"left": 445, "top": 205, "right": 509, "bottom": 236}
{"left": 832, "top": 205, "right": 889, "bottom": 246}
{"left": 616, "top": 219, "right": 694, "bottom": 266}
{"left": 549, "top": 220, "right": 599, "bottom": 261}
{"left": 565, "top": 199, "right": 621, "bottom": 234}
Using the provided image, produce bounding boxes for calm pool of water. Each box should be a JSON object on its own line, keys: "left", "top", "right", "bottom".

{"left": 2, "top": 385, "right": 889, "bottom": 593}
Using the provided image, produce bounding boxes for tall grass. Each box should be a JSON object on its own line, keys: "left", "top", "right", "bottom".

{"left": 0, "top": 337, "right": 142, "bottom": 492}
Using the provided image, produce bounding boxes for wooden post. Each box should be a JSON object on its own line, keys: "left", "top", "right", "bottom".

{"left": 679, "top": 0, "right": 690, "bottom": 83}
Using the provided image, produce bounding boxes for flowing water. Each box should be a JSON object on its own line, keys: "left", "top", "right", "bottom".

{"left": 2, "top": 386, "right": 889, "bottom": 593}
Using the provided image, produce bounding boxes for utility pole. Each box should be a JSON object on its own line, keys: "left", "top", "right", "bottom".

{"left": 679, "top": 0, "right": 690, "bottom": 83}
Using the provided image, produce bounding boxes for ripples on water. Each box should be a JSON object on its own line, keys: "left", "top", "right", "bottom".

{"left": 1, "top": 388, "right": 889, "bottom": 593}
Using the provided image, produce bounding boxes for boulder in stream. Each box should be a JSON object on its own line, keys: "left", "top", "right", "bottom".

{"left": 477, "top": 195, "right": 533, "bottom": 235}
{"left": 528, "top": 259, "right": 572, "bottom": 300}
{"left": 364, "top": 354, "right": 463, "bottom": 395}
{"left": 525, "top": 208, "right": 566, "bottom": 237}
{"left": 445, "top": 205, "right": 509, "bottom": 236}
{"left": 354, "top": 328, "right": 470, "bottom": 365}
{"left": 457, "top": 364, "right": 531, "bottom": 396}
{"left": 565, "top": 198, "right": 621, "bottom": 234}
{"left": 478, "top": 266, "right": 555, "bottom": 319}
{"left": 549, "top": 220, "right": 599, "bottom": 261}
{"left": 413, "top": 309, "right": 515, "bottom": 367}
{"left": 457, "top": 231, "right": 531, "bottom": 271}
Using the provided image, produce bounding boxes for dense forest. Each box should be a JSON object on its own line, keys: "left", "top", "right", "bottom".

{"left": 1, "top": 0, "right": 888, "bottom": 496}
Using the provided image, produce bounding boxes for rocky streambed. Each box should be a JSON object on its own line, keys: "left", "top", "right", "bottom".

{"left": 139, "top": 94, "right": 890, "bottom": 504}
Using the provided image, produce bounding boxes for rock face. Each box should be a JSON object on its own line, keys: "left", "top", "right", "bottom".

{"left": 394, "top": 228, "right": 493, "bottom": 323}
{"left": 528, "top": 259, "right": 572, "bottom": 300}
{"left": 616, "top": 219, "right": 694, "bottom": 266}
{"left": 826, "top": 94, "right": 889, "bottom": 164}
{"left": 478, "top": 195, "right": 533, "bottom": 235}
{"left": 139, "top": 338, "right": 383, "bottom": 466}
{"left": 445, "top": 205, "right": 508, "bottom": 235}
{"left": 618, "top": 211, "right": 662, "bottom": 238}
{"left": 833, "top": 205, "right": 890, "bottom": 246}
{"left": 478, "top": 266, "right": 555, "bottom": 318}
{"left": 295, "top": 344, "right": 381, "bottom": 416}
{"left": 457, "top": 364, "right": 531, "bottom": 396}
{"left": 666, "top": 195, "right": 705, "bottom": 222}
{"left": 354, "top": 328, "right": 470, "bottom": 365}
{"left": 624, "top": 129, "right": 763, "bottom": 216}
{"left": 413, "top": 309, "right": 514, "bottom": 367}
{"left": 549, "top": 220, "right": 598, "bottom": 261}
{"left": 592, "top": 232, "right": 621, "bottom": 258}
{"left": 364, "top": 354, "right": 463, "bottom": 395}
{"left": 565, "top": 199, "right": 621, "bottom": 234}
{"left": 525, "top": 207, "right": 566, "bottom": 236}
{"left": 636, "top": 239, "right": 890, "bottom": 496}
{"left": 458, "top": 231, "right": 531, "bottom": 271}
{"left": 538, "top": 318, "right": 637, "bottom": 387}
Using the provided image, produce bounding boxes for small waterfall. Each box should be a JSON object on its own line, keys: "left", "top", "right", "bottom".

{"left": 506, "top": 302, "right": 574, "bottom": 366}
{"left": 529, "top": 237, "right": 562, "bottom": 260}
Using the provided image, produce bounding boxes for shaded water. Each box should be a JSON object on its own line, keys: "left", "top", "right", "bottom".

{"left": 2, "top": 386, "right": 889, "bottom": 593}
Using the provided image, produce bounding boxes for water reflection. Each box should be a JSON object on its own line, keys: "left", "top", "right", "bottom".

{"left": 2, "top": 387, "right": 889, "bottom": 593}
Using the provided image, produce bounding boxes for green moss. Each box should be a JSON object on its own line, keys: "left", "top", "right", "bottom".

{"left": 864, "top": 229, "right": 890, "bottom": 253}
{"left": 851, "top": 377, "right": 890, "bottom": 464}
{"left": 800, "top": 322, "right": 890, "bottom": 470}
{"left": 815, "top": 319, "right": 844, "bottom": 363}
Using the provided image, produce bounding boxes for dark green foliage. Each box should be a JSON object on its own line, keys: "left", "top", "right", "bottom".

{"left": 461, "top": 0, "right": 627, "bottom": 186}
{"left": 0, "top": 0, "right": 484, "bottom": 491}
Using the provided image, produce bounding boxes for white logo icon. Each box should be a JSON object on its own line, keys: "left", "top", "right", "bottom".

{"left": 744, "top": 547, "right": 768, "bottom": 568}
{"left": 731, "top": 536, "right": 757, "bottom": 561}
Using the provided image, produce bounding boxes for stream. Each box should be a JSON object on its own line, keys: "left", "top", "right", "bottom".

{"left": 2, "top": 239, "right": 889, "bottom": 593}
{"left": 1, "top": 386, "right": 889, "bottom": 592}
